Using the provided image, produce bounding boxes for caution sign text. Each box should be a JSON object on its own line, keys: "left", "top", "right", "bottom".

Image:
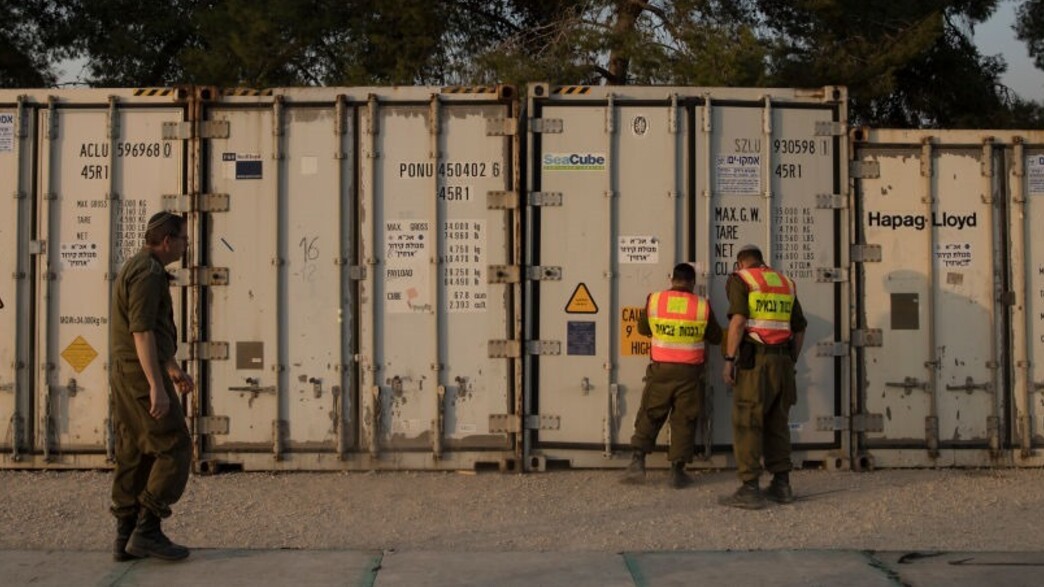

{"left": 621, "top": 306, "right": 650, "bottom": 357}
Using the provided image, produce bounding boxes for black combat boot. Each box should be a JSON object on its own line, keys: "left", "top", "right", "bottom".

{"left": 125, "top": 509, "right": 190, "bottom": 561}
{"left": 668, "top": 460, "right": 693, "bottom": 489}
{"left": 112, "top": 514, "right": 142, "bottom": 562}
{"left": 718, "top": 480, "right": 767, "bottom": 510}
{"left": 620, "top": 450, "right": 646, "bottom": 484}
{"left": 765, "top": 472, "right": 795, "bottom": 504}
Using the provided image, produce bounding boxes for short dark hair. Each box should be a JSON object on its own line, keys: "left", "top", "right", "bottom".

{"left": 144, "top": 212, "right": 186, "bottom": 246}
{"left": 737, "top": 246, "right": 764, "bottom": 265}
{"left": 671, "top": 263, "right": 696, "bottom": 282}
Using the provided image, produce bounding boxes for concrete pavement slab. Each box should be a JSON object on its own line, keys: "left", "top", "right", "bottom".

{"left": 872, "top": 551, "right": 1044, "bottom": 587}
{"left": 623, "top": 551, "right": 897, "bottom": 587}
{"left": 0, "top": 549, "right": 381, "bottom": 587}
{"left": 373, "top": 551, "right": 635, "bottom": 587}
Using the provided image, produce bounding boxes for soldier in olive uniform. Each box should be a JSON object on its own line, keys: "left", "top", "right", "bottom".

{"left": 719, "top": 244, "right": 806, "bottom": 509}
{"left": 109, "top": 211, "right": 193, "bottom": 561}
{"left": 622, "top": 263, "right": 722, "bottom": 488}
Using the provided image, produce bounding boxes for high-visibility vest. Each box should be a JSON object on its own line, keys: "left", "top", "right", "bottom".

{"left": 735, "top": 266, "right": 795, "bottom": 345}
{"left": 646, "top": 290, "right": 709, "bottom": 364}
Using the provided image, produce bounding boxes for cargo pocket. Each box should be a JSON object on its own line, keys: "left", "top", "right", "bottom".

{"left": 733, "top": 400, "right": 762, "bottom": 431}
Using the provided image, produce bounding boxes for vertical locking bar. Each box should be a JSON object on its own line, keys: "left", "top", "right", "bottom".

{"left": 365, "top": 95, "right": 381, "bottom": 460}
{"left": 982, "top": 139, "right": 1002, "bottom": 458}
{"left": 273, "top": 94, "right": 286, "bottom": 461}
{"left": 1010, "top": 139, "right": 1033, "bottom": 457}
{"left": 761, "top": 95, "right": 774, "bottom": 260}
{"left": 430, "top": 94, "right": 443, "bottom": 431}
{"left": 921, "top": 137, "right": 940, "bottom": 458}
{"left": 605, "top": 93, "right": 618, "bottom": 455}
{"left": 335, "top": 93, "right": 351, "bottom": 459}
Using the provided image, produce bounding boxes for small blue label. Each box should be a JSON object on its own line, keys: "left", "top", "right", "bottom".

{"left": 567, "top": 321, "right": 596, "bottom": 356}
{"left": 236, "top": 160, "right": 262, "bottom": 179}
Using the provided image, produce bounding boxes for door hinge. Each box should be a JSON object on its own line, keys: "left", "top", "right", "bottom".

{"left": 816, "top": 267, "right": 848, "bottom": 282}
{"left": 487, "top": 191, "right": 518, "bottom": 210}
{"left": 815, "top": 121, "right": 845, "bottom": 136}
{"left": 816, "top": 342, "right": 848, "bottom": 357}
{"left": 529, "top": 118, "right": 563, "bottom": 134}
{"left": 196, "top": 416, "right": 230, "bottom": 435}
{"left": 486, "top": 117, "right": 518, "bottom": 136}
{"left": 488, "top": 414, "right": 561, "bottom": 434}
{"left": 173, "top": 267, "right": 230, "bottom": 287}
{"left": 816, "top": 193, "right": 846, "bottom": 209}
{"left": 850, "top": 160, "right": 880, "bottom": 179}
{"left": 489, "top": 340, "right": 520, "bottom": 358}
{"left": 178, "top": 341, "right": 230, "bottom": 361}
{"left": 528, "top": 192, "right": 564, "bottom": 207}
{"left": 851, "top": 244, "right": 882, "bottom": 263}
{"left": 852, "top": 329, "right": 883, "bottom": 348}
{"left": 162, "top": 193, "right": 230, "bottom": 213}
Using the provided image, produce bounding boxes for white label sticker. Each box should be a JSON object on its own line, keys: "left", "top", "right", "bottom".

{"left": 385, "top": 219, "right": 431, "bottom": 313}
{"left": 1029, "top": 155, "right": 1044, "bottom": 195}
{"left": 60, "top": 243, "right": 100, "bottom": 270}
{"left": 0, "top": 113, "right": 14, "bottom": 152}
{"left": 618, "top": 236, "right": 659, "bottom": 264}
{"left": 715, "top": 154, "right": 761, "bottom": 194}
{"left": 443, "top": 219, "right": 487, "bottom": 313}
{"left": 935, "top": 242, "right": 973, "bottom": 268}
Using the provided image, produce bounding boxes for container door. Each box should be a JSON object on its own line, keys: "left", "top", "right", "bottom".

{"left": 699, "top": 102, "right": 849, "bottom": 467}
{"left": 854, "top": 135, "right": 1005, "bottom": 467}
{"left": 1012, "top": 141, "right": 1044, "bottom": 464}
{"left": 202, "top": 97, "right": 354, "bottom": 464}
{"left": 527, "top": 97, "right": 685, "bottom": 463}
{"left": 358, "top": 95, "right": 517, "bottom": 469}
{"left": 0, "top": 97, "right": 33, "bottom": 463}
{"left": 35, "top": 96, "right": 186, "bottom": 466}
{"left": 526, "top": 86, "right": 848, "bottom": 470}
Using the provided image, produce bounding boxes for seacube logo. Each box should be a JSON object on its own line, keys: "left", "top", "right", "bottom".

{"left": 543, "top": 153, "right": 606, "bottom": 170}
{"left": 867, "top": 211, "right": 978, "bottom": 231}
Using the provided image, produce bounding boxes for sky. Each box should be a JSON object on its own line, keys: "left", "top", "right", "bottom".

{"left": 977, "top": 0, "right": 1043, "bottom": 101}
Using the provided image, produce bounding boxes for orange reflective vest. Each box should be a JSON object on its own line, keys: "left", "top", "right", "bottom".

{"left": 646, "top": 290, "right": 710, "bottom": 365}
{"left": 735, "top": 266, "right": 795, "bottom": 345}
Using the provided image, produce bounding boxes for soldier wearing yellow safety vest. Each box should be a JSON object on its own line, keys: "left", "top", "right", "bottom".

{"left": 719, "top": 244, "right": 807, "bottom": 510}
{"left": 622, "top": 263, "right": 722, "bottom": 488}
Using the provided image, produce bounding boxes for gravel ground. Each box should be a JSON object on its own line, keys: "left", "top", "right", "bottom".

{"left": 2, "top": 468, "right": 1043, "bottom": 552}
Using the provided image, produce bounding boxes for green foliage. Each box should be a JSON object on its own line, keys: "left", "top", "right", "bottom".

{"left": 0, "top": 0, "right": 76, "bottom": 87}
{"left": 1016, "top": 0, "right": 1044, "bottom": 70}
{"left": 5, "top": 0, "right": 1041, "bottom": 127}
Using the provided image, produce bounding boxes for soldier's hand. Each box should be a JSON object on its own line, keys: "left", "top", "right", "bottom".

{"left": 722, "top": 361, "right": 736, "bottom": 386}
{"left": 170, "top": 366, "right": 195, "bottom": 395}
{"left": 149, "top": 385, "right": 170, "bottom": 419}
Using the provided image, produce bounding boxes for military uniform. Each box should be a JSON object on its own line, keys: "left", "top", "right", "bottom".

{"left": 630, "top": 286, "right": 723, "bottom": 463}
{"left": 110, "top": 248, "right": 191, "bottom": 521}
{"left": 725, "top": 269, "right": 806, "bottom": 484}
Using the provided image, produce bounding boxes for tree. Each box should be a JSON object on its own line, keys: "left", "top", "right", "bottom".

{"left": 0, "top": 0, "right": 75, "bottom": 87}
{"left": 1016, "top": 0, "right": 1044, "bottom": 69}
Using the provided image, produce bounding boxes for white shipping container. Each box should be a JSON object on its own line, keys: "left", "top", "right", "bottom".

{"left": 524, "top": 84, "right": 850, "bottom": 471}
{"left": 0, "top": 89, "right": 189, "bottom": 468}
{"left": 196, "top": 86, "right": 521, "bottom": 471}
{"left": 851, "top": 129, "right": 1044, "bottom": 468}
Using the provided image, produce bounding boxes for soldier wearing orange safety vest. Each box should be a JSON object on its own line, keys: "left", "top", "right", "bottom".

{"left": 719, "top": 244, "right": 807, "bottom": 510}
{"left": 622, "top": 263, "right": 722, "bottom": 488}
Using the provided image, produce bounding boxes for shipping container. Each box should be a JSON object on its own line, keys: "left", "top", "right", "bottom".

{"left": 850, "top": 129, "right": 1044, "bottom": 468}
{"left": 0, "top": 88, "right": 190, "bottom": 468}
{"left": 523, "top": 84, "right": 851, "bottom": 471}
{"left": 192, "top": 86, "right": 521, "bottom": 471}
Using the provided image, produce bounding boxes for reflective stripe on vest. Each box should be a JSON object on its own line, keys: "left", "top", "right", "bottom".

{"left": 646, "top": 290, "right": 709, "bottom": 364}
{"left": 736, "top": 266, "right": 795, "bottom": 345}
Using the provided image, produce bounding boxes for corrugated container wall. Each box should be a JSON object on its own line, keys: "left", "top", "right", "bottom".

{"left": 850, "top": 129, "right": 1044, "bottom": 468}
{"left": 194, "top": 86, "right": 521, "bottom": 471}
{"left": 0, "top": 89, "right": 190, "bottom": 468}
{"left": 523, "top": 84, "right": 851, "bottom": 471}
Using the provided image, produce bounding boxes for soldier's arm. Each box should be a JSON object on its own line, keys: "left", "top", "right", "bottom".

{"left": 704, "top": 309, "right": 723, "bottom": 345}
{"left": 133, "top": 330, "right": 170, "bottom": 419}
{"left": 637, "top": 294, "right": 652, "bottom": 337}
{"left": 790, "top": 298, "right": 808, "bottom": 360}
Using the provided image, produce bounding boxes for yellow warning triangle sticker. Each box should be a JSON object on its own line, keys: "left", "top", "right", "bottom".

{"left": 565, "top": 282, "right": 598, "bottom": 314}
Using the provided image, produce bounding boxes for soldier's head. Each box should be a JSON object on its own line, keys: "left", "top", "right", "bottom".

{"left": 736, "top": 244, "right": 764, "bottom": 269}
{"left": 144, "top": 211, "right": 188, "bottom": 264}
{"left": 670, "top": 263, "right": 696, "bottom": 291}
